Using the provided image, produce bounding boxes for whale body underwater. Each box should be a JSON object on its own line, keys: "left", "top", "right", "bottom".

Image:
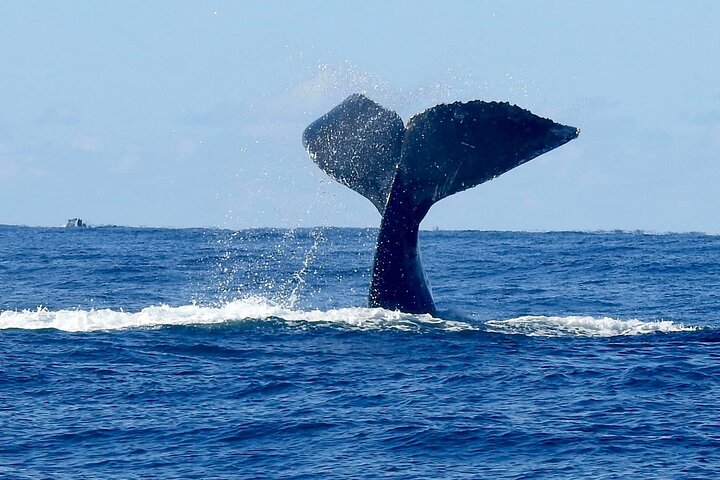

{"left": 303, "top": 94, "right": 579, "bottom": 315}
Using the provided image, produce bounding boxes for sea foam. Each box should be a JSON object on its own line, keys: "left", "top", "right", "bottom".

{"left": 0, "top": 297, "right": 473, "bottom": 333}
{"left": 0, "top": 300, "right": 697, "bottom": 336}
{"left": 484, "top": 315, "right": 698, "bottom": 337}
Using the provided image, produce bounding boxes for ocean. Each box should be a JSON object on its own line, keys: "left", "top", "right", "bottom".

{"left": 1, "top": 225, "right": 719, "bottom": 479}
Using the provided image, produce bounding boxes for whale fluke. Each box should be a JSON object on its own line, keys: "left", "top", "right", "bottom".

{"left": 303, "top": 94, "right": 404, "bottom": 215}
{"left": 303, "top": 94, "right": 578, "bottom": 314}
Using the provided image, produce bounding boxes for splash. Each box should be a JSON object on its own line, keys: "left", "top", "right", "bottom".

{"left": 285, "top": 227, "right": 325, "bottom": 307}
{"left": 0, "top": 297, "right": 474, "bottom": 333}
{"left": 209, "top": 227, "right": 328, "bottom": 308}
{"left": 484, "top": 315, "right": 698, "bottom": 337}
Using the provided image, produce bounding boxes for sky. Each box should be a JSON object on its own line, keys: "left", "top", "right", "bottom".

{"left": 1, "top": 1, "right": 719, "bottom": 232}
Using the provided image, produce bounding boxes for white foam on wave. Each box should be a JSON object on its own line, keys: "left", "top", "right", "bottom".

{"left": 0, "top": 301, "right": 700, "bottom": 337}
{"left": 484, "top": 315, "right": 698, "bottom": 337}
{"left": 0, "top": 297, "right": 475, "bottom": 333}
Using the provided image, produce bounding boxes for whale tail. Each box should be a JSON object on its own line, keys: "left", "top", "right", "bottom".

{"left": 303, "top": 94, "right": 578, "bottom": 217}
{"left": 303, "top": 94, "right": 578, "bottom": 314}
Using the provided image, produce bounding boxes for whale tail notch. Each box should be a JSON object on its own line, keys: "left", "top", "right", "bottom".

{"left": 303, "top": 94, "right": 579, "bottom": 314}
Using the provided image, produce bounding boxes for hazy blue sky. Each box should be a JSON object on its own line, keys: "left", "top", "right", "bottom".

{"left": 1, "top": 1, "right": 719, "bottom": 232}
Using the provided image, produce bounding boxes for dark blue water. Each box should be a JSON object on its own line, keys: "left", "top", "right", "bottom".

{"left": 2, "top": 226, "right": 719, "bottom": 479}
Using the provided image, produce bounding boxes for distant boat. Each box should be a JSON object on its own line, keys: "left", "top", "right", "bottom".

{"left": 65, "top": 218, "right": 86, "bottom": 228}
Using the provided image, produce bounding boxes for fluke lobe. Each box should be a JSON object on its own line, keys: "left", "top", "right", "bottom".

{"left": 303, "top": 94, "right": 578, "bottom": 315}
